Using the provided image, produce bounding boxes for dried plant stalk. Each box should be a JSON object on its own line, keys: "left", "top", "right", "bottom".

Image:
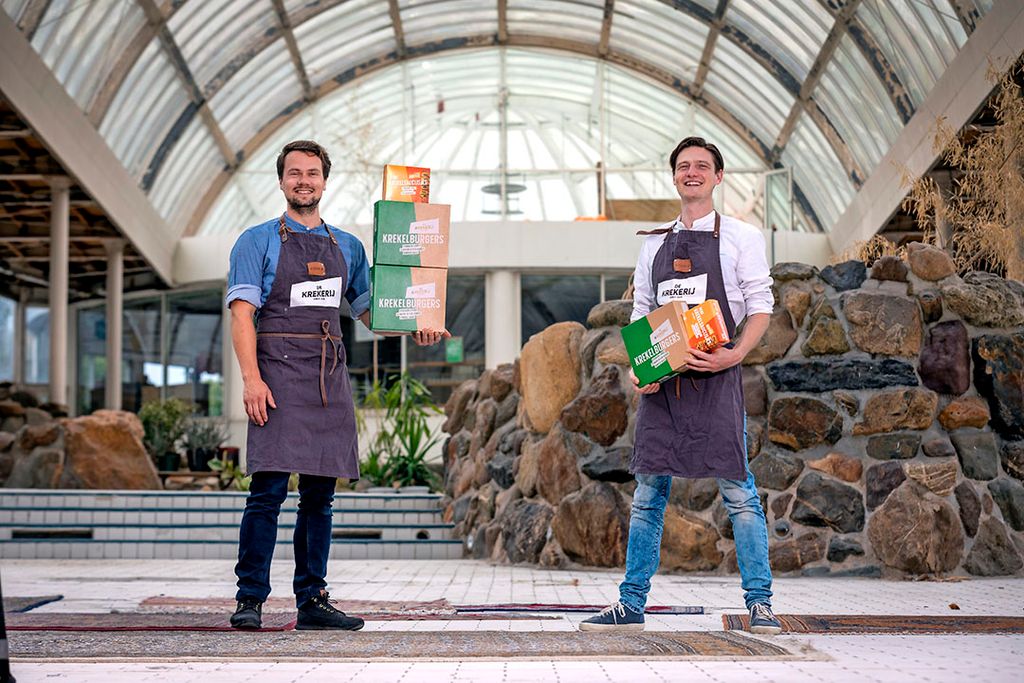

{"left": 903, "top": 61, "right": 1024, "bottom": 281}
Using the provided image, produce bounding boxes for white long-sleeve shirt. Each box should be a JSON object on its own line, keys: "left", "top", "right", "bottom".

{"left": 630, "top": 210, "right": 774, "bottom": 326}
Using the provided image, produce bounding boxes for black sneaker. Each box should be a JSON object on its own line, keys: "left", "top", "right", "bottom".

{"left": 749, "top": 602, "right": 782, "bottom": 635}
{"left": 579, "top": 601, "right": 645, "bottom": 632}
{"left": 230, "top": 597, "right": 263, "bottom": 630}
{"left": 296, "top": 592, "right": 365, "bottom": 631}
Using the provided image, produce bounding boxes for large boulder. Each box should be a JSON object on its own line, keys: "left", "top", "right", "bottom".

{"left": 659, "top": 505, "right": 723, "bottom": 572}
{"left": 868, "top": 483, "right": 963, "bottom": 574}
{"left": 559, "top": 366, "right": 628, "bottom": 446}
{"left": 871, "top": 256, "right": 908, "bottom": 282}
{"left": 743, "top": 310, "right": 797, "bottom": 365}
{"left": 513, "top": 439, "right": 541, "bottom": 497}
{"left": 3, "top": 448, "right": 63, "bottom": 488}
{"left": 519, "top": 322, "right": 586, "bottom": 433}
{"left": 501, "top": 498, "right": 554, "bottom": 564}
{"left": 917, "top": 290, "right": 943, "bottom": 323}
{"left": 771, "top": 262, "right": 818, "bottom": 281}
{"left": 781, "top": 286, "right": 812, "bottom": 327}
{"left": 58, "top": 411, "right": 160, "bottom": 489}
{"left": 479, "top": 364, "right": 515, "bottom": 403}
{"left": 843, "top": 292, "right": 922, "bottom": 357}
{"left": 942, "top": 271, "right": 1024, "bottom": 327}
{"left": 551, "top": 482, "right": 630, "bottom": 567}
{"left": 802, "top": 319, "right": 850, "bottom": 356}
{"left": 767, "top": 397, "right": 842, "bottom": 450}
{"left": 973, "top": 333, "right": 1024, "bottom": 439}
{"left": 767, "top": 358, "right": 917, "bottom": 392}
{"left": 579, "top": 446, "right": 633, "bottom": 483}
{"left": 534, "top": 425, "right": 587, "bottom": 506}
{"left": 963, "top": 518, "right": 1024, "bottom": 576}
{"left": 853, "top": 388, "right": 937, "bottom": 435}
{"left": 918, "top": 321, "right": 970, "bottom": 396}
{"left": 1002, "top": 442, "right": 1024, "bottom": 481}
{"left": 791, "top": 473, "right": 865, "bottom": 532}
{"left": 669, "top": 477, "right": 720, "bottom": 511}
{"left": 442, "top": 380, "right": 477, "bottom": 434}
{"left": 586, "top": 300, "right": 633, "bottom": 328}
{"left": 906, "top": 243, "right": 956, "bottom": 281}
{"left": 742, "top": 368, "right": 767, "bottom": 417}
{"left": 594, "top": 334, "right": 630, "bottom": 367}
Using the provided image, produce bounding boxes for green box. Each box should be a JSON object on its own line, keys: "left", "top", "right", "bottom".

{"left": 369, "top": 264, "right": 448, "bottom": 333}
{"left": 373, "top": 200, "right": 451, "bottom": 268}
{"left": 620, "top": 301, "right": 691, "bottom": 387}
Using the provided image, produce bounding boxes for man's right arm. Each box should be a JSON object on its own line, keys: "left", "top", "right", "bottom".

{"left": 230, "top": 300, "right": 276, "bottom": 426}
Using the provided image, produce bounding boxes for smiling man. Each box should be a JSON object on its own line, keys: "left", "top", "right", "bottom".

{"left": 580, "top": 136, "right": 781, "bottom": 635}
{"left": 224, "top": 140, "right": 447, "bottom": 631}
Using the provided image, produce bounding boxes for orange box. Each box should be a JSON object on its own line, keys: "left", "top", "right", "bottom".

{"left": 382, "top": 164, "right": 430, "bottom": 203}
{"left": 683, "top": 299, "right": 731, "bottom": 353}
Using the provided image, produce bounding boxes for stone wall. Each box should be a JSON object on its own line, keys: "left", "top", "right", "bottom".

{"left": 440, "top": 245, "right": 1024, "bottom": 578}
{"left": 0, "top": 386, "right": 161, "bottom": 489}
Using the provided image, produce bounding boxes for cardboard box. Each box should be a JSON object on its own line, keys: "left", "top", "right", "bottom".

{"left": 683, "top": 299, "right": 731, "bottom": 353}
{"left": 373, "top": 200, "right": 451, "bottom": 268}
{"left": 621, "top": 301, "right": 692, "bottom": 387}
{"left": 382, "top": 164, "right": 430, "bottom": 203}
{"left": 369, "top": 264, "right": 447, "bottom": 333}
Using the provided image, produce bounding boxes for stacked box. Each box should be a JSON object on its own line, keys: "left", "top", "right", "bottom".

{"left": 621, "top": 301, "right": 692, "bottom": 387}
{"left": 683, "top": 299, "right": 731, "bottom": 353}
{"left": 369, "top": 265, "right": 448, "bottom": 333}
{"left": 372, "top": 200, "right": 451, "bottom": 268}
{"left": 382, "top": 164, "right": 430, "bottom": 202}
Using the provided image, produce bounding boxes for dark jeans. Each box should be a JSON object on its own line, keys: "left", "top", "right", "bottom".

{"left": 234, "top": 471, "right": 336, "bottom": 607}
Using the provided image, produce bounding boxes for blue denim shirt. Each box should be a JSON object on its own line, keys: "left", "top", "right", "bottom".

{"left": 225, "top": 214, "right": 370, "bottom": 317}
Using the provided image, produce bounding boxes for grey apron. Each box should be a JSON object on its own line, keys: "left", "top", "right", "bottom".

{"left": 244, "top": 216, "right": 359, "bottom": 479}
{"left": 631, "top": 212, "right": 746, "bottom": 480}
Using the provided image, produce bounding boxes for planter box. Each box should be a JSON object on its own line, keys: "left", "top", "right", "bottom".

{"left": 369, "top": 264, "right": 447, "bottom": 333}
{"left": 372, "top": 200, "right": 451, "bottom": 268}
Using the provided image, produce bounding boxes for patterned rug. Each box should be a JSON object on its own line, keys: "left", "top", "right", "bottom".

{"left": 8, "top": 630, "right": 795, "bottom": 659}
{"left": 456, "top": 603, "right": 703, "bottom": 614}
{"left": 2, "top": 595, "right": 63, "bottom": 613}
{"left": 723, "top": 614, "right": 1024, "bottom": 634}
{"left": 7, "top": 612, "right": 297, "bottom": 631}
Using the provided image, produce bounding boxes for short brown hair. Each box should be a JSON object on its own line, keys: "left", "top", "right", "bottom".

{"left": 276, "top": 140, "right": 332, "bottom": 180}
{"left": 669, "top": 136, "right": 724, "bottom": 173}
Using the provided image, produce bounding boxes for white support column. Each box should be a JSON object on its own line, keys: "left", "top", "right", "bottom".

{"left": 485, "top": 269, "right": 521, "bottom": 369}
{"left": 13, "top": 289, "right": 27, "bottom": 385}
{"left": 48, "top": 178, "right": 71, "bottom": 406}
{"left": 104, "top": 239, "right": 125, "bottom": 410}
{"left": 224, "top": 305, "right": 248, "bottom": 461}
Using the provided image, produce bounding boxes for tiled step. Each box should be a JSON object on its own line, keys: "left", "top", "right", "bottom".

{"left": 0, "top": 489, "right": 463, "bottom": 561}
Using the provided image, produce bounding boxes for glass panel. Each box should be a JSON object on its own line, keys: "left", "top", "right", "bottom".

{"left": 0, "top": 296, "right": 14, "bottom": 381}
{"left": 2, "top": 0, "right": 31, "bottom": 22}
{"left": 726, "top": 0, "right": 833, "bottom": 83}
{"left": 814, "top": 35, "right": 902, "bottom": 175}
{"left": 25, "top": 306, "right": 48, "bottom": 385}
{"left": 165, "top": 290, "right": 224, "bottom": 417}
{"left": 406, "top": 274, "right": 485, "bottom": 404}
{"left": 75, "top": 305, "right": 107, "bottom": 416}
{"left": 782, "top": 115, "right": 855, "bottom": 231}
{"left": 610, "top": 0, "right": 707, "bottom": 79}
{"left": 399, "top": 0, "right": 497, "bottom": 44}
{"left": 295, "top": 0, "right": 395, "bottom": 88}
{"left": 603, "top": 274, "right": 632, "bottom": 302}
{"left": 340, "top": 320, "right": 401, "bottom": 402}
{"left": 98, "top": 41, "right": 191, "bottom": 181}
{"left": 147, "top": 116, "right": 222, "bottom": 229}
{"left": 764, "top": 169, "right": 792, "bottom": 233}
{"left": 507, "top": 0, "right": 605, "bottom": 44}
{"left": 122, "top": 297, "right": 162, "bottom": 413}
{"left": 521, "top": 274, "right": 600, "bottom": 345}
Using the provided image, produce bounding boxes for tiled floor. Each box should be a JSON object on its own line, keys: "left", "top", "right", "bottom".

{"left": 4, "top": 559, "right": 1024, "bottom": 682}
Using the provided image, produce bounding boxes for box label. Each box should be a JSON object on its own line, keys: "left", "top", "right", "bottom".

{"left": 370, "top": 265, "right": 447, "bottom": 333}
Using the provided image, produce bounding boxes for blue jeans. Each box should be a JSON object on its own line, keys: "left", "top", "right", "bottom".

{"left": 234, "top": 471, "right": 336, "bottom": 607}
{"left": 618, "top": 467, "right": 773, "bottom": 612}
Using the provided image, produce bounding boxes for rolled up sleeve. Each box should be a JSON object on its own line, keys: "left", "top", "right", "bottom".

{"left": 226, "top": 230, "right": 265, "bottom": 309}
{"left": 342, "top": 235, "right": 371, "bottom": 318}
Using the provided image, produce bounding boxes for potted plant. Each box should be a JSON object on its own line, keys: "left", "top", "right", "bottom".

{"left": 138, "top": 398, "right": 191, "bottom": 472}
{"left": 182, "top": 417, "right": 230, "bottom": 472}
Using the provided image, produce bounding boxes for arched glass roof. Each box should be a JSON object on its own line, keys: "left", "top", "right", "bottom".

{"left": 3, "top": 0, "right": 989, "bottom": 239}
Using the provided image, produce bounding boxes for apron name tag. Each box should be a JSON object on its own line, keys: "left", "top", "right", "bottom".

{"left": 307, "top": 261, "right": 326, "bottom": 276}
{"left": 657, "top": 273, "right": 707, "bottom": 307}
{"left": 290, "top": 277, "right": 342, "bottom": 308}
{"left": 673, "top": 258, "right": 692, "bottom": 273}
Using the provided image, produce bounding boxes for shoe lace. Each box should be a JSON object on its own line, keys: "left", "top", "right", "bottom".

{"left": 597, "top": 601, "right": 627, "bottom": 619}
{"left": 313, "top": 592, "right": 341, "bottom": 614}
{"left": 751, "top": 603, "right": 774, "bottom": 621}
{"left": 238, "top": 598, "right": 261, "bottom": 612}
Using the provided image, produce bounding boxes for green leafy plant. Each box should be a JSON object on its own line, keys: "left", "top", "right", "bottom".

{"left": 182, "top": 418, "right": 230, "bottom": 452}
{"left": 138, "top": 398, "right": 192, "bottom": 462}
{"left": 208, "top": 457, "right": 251, "bottom": 491}
{"left": 356, "top": 372, "right": 443, "bottom": 490}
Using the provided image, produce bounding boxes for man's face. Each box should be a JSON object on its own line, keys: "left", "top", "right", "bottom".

{"left": 673, "top": 146, "right": 723, "bottom": 202}
{"left": 279, "top": 151, "right": 326, "bottom": 211}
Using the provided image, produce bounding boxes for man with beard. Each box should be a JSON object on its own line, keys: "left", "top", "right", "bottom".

{"left": 225, "top": 140, "right": 447, "bottom": 630}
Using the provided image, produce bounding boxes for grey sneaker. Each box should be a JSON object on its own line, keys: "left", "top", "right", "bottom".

{"left": 749, "top": 602, "right": 782, "bottom": 634}
{"left": 579, "top": 601, "right": 645, "bottom": 632}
